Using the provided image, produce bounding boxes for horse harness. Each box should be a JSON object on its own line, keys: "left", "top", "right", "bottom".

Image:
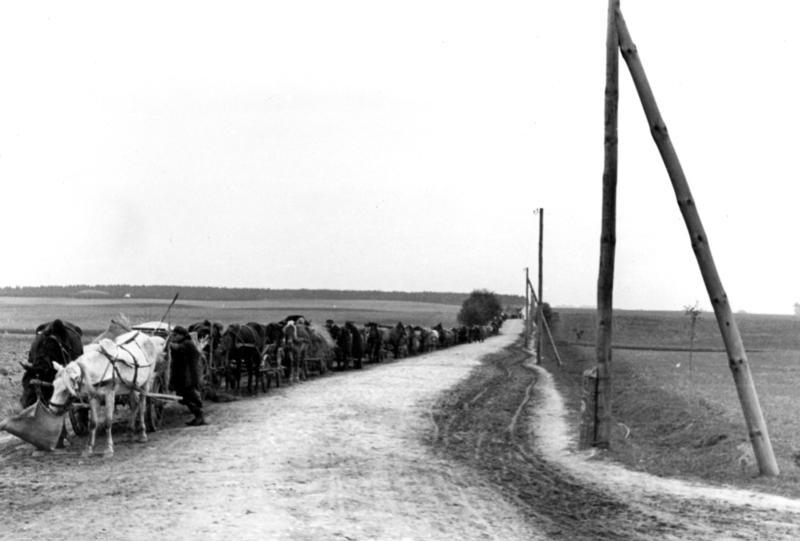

{"left": 228, "top": 326, "right": 261, "bottom": 352}
{"left": 96, "top": 331, "right": 155, "bottom": 392}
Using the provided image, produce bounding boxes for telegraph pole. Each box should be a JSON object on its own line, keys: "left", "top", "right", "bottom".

{"left": 536, "top": 208, "right": 544, "bottom": 365}
{"left": 592, "top": 0, "right": 620, "bottom": 449}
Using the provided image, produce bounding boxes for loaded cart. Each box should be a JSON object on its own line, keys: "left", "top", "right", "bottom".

{"left": 1, "top": 321, "right": 182, "bottom": 450}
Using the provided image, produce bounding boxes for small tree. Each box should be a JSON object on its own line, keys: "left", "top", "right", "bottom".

{"left": 458, "top": 289, "right": 503, "bottom": 326}
{"left": 683, "top": 301, "right": 702, "bottom": 384}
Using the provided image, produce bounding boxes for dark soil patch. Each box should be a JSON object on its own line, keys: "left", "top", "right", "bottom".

{"left": 425, "top": 340, "right": 689, "bottom": 541}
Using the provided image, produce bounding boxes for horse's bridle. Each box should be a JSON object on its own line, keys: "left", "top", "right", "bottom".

{"left": 47, "top": 365, "right": 79, "bottom": 413}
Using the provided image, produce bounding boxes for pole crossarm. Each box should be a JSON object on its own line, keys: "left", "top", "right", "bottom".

{"left": 616, "top": 7, "right": 779, "bottom": 476}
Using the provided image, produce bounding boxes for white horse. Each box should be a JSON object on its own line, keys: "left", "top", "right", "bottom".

{"left": 50, "top": 330, "right": 165, "bottom": 457}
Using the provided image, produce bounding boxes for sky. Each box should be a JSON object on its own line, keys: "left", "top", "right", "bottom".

{"left": 1, "top": 1, "right": 799, "bottom": 314}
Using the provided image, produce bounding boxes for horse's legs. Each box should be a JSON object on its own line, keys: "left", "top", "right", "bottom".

{"left": 225, "top": 358, "right": 235, "bottom": 391}
{"left": 130, "top": 392, "right": 147, "bottom": 443}
{"left": 246, "top": 356, "right": 255, "bottom": 395}
{"left": 228, "top": 359, "right": 240, "bottom": 392}
{"left": 287, "top": 348, "right": 297, "bottom": 383}
{"left": 55, "top": 421, "right": 69, "bottom": 449}
{"left": 252, "top": 352, "right": 261, "bottom": 394}
{"left": 84, "top": 398, "right": 100, "bottom": 457}
{"left": 127, "top": 392, "right": 137, "bottom": 435}
{"left": 300, "top": 349, "right": 307, "bottom": 381}
{"left": 139, "top": 393, "right": 148, "bottom": 441}
{"left": 103, "top": 390, "right": 115, "bottom": 456}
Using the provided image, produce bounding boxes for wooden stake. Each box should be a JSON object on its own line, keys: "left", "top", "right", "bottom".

{"left": 616, "top": 9, "right": 779, "bottom": 476}
{"left": 594, "top": 0, "right": 620, "bottom": 449}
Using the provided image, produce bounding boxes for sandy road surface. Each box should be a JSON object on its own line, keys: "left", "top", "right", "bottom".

{"left": 3, "top": 320, "right": 800, "bottom": 541}
{"left": 0, "top": 324, "right": 543, "bottom": 541}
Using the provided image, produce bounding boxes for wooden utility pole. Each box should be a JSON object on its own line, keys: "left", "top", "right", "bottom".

{"left": 616, "top": 9, "right": 779, "bottom": 475}
{"left": 524, "top": 267, "right": 530, "bottom": 348}
{"left": 536, "top": 208, "right": 544, "bottom": 365}
{"left": 592, "top": 0, "right": 620, "bottom": 449}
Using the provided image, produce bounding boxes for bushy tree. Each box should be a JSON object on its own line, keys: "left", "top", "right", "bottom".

{"left": 540, "top": 302, "right": 557, "bottom": 327}
{"left": 458, "top": 289, "right": 503, "bottom": 326}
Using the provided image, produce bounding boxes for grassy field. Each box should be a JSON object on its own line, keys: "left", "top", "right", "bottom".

{"left": 548, "top": 308, "right": 800, "bottom": 497}
{"left": 0, "top": 297, "right": 461, "bottom": 335}
{"left": 0, "top": 296, "right": 461, "bottom": 419}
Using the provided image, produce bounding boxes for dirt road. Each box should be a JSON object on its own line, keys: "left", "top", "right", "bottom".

{"left": 1, "top": 324, "right": 543, "bottom": 541}
{"left": 2, "top": 321, "right": 800, "bottom": 540}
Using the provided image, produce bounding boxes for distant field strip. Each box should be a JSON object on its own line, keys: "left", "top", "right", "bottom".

{"left": 0, "top": 297, "right": 461, "bottom": 333}
{"left": 561, "top": 341, "right": 766, "bottom": 353}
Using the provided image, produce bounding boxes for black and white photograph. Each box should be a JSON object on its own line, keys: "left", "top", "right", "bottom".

{"left": 2, "top": 1, "right": 800, "bottom": 539}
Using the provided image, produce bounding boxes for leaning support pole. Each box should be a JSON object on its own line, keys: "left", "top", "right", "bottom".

{"left": 524, "top": 267, "right": 531, "bottom": 349}
{"left": 528, "top": 278, "right": 563, "bottom": 366}
{"left": 592, "top": 0, "right": 620, "bottom": 449}
{"left": 616, "top": 9, "right": 779, "bottom": 476}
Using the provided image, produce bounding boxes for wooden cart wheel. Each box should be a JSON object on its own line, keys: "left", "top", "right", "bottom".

{"left": 145, "top": 376, "right": 166, "bottom": 432}
{"left": 69, "top": 406, "right": 90, "bottom": 436}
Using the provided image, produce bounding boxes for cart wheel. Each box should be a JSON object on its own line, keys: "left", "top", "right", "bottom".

{"left": 145, "top": 376, "right": 165, "bottom": 432}
{"left": 69, "top": 406, "right": 90, "bottom": 436}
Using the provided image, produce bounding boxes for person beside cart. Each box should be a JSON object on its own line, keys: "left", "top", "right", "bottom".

{"left": 168, "top": 326, "right": 206, "bottom": 426}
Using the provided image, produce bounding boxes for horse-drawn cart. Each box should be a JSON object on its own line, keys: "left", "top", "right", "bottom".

{"left": 5, "top": 321, "right": 182, "bottom": 450}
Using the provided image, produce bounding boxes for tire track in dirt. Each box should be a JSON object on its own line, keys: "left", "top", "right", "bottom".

{"left": 426, "top": 339, "right": 692, "bottom": 541}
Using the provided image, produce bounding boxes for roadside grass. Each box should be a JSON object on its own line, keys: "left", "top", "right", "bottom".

{"left": 547, "top": 310, "right": 800, "bottom": 498}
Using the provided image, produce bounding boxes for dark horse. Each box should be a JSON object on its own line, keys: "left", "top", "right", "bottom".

{"left": 345, "top": 321, "right": 364, "bottom": 369}
{"left": 188, "top": 319, "right": 223, "bottom": 386}
{"left": 365, "top": 323, "right": 383, "bottom": 363}
{"left": 213, "top": 323, "right": 267, "bottom": 394}
{"left": 386, "top": 322, "right": 408, "bottom": 359}
{"left": 20, "top": 319, "right": 84, "bottom": 408}
{"left": 433, "top": 323, "right": 455, "bottom": 348}
{"left": 326, "top": 321, "right": 344, "bottom": 367}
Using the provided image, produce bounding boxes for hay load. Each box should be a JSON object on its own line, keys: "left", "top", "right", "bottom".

{"left": 306, "top": 321, "right": 335, "bottom": 359}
